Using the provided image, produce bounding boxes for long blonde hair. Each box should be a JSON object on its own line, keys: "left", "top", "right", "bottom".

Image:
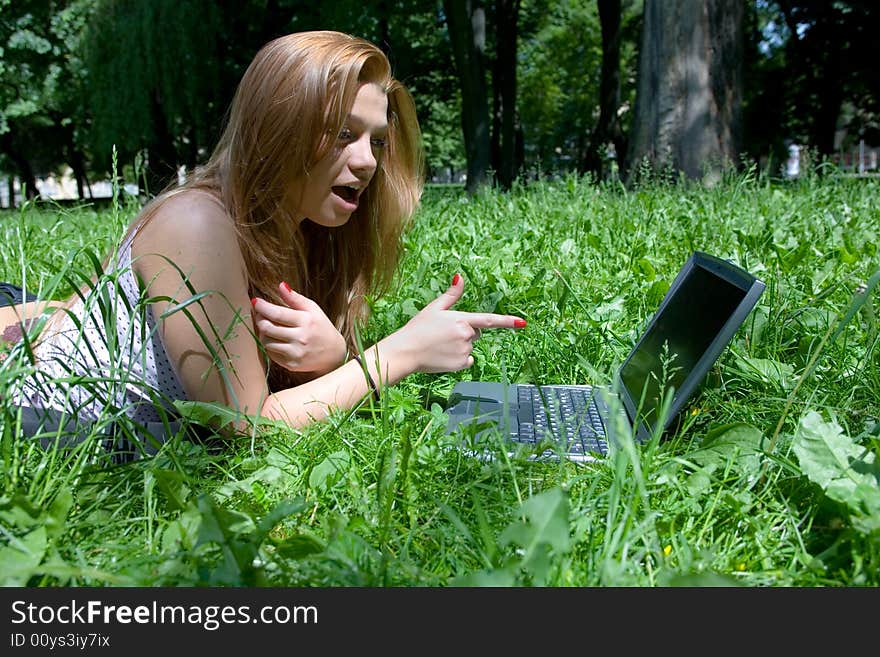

{"left": 136, "top": 31, "right": 424, "bottom": 389}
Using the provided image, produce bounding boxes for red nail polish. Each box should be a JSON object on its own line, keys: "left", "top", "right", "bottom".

{"left": 281, "top": 281, "right": 292, "bottom": 293}
{"left": 250, "top": 298, "right": 258, "bottom": 307}
{"left": 452, "top": 273, "right": 461, "bottom": 287}
{"left": 514, "top": 319, "right": 527, "bottom": 328}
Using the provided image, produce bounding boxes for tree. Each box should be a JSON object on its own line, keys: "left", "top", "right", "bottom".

{"left": 625, "top": 0, "right": 745, "bottom": 183}
{"left": 0, "top": 0, "right": 92, "bottom": 205}
{"left": 353, "top": 0, "right": 465, "bottom": 182}
{"left": 443, "top": 0, "right": 492, "bottom": 193}
{"left": 83, "top": 0, "right": 226, "bottom": 195}
{"left": 758, "top": 1, "right": 880, "bottom": 160}
{"left": 517, "top": 0, "right": 639, "bottom": 177}
{"left": 582, "top": 0, "right": 627, "bottom": 179}
{"left": 492, "top": 0, "right": 521, "bottom": 189}
{"left": 0, "top": 0, "right": 48, "bottom": 202}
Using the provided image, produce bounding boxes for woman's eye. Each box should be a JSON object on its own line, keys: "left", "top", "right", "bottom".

{"left": 338, "top": 128, "right": 354, "bottom": 141}
{"left": 371, "top": 137, "right": 387, "bottom": 148}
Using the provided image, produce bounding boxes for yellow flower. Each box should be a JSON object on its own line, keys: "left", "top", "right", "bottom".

{"left": 663, "top": 545, "right": 672, "bottom": 556}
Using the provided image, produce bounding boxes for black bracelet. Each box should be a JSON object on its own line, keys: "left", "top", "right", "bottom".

{"left": 350, "top": 353, "right": 380, "bottom": 402}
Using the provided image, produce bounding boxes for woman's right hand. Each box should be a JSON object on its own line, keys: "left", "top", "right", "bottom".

{"left": 252, "top": 282, "right": 348, "bottom": 376}
{"left": 387, "top": 274, "right": 526, "bottom": 374}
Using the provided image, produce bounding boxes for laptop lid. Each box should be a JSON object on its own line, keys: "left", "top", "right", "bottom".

{"left": 616, "top": 252, "right": 765, "bottom": 443}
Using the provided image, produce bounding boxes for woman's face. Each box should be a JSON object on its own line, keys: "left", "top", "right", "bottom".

{"left": 297, "top": 82, "right": 388, "bottom": 228}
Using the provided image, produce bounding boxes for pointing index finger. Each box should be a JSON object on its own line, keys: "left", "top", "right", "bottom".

{"left": 464, "top": 313, "right": 527, "bottom": 330}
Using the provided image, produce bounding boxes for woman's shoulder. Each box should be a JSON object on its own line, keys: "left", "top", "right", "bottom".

{"left": 133, "top": 189, "right": 236, "bottom": 254}
{"left": 144, "top": 188, "right": 230, "bottom": 233}
{"left": 131, "top": 187, "right": 250, "bottom": 296}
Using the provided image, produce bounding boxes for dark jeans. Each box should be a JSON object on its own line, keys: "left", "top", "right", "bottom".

{"left": 0, "top": 282, "right": 37, "bottom": 306}
{"left": 13, "top": 404, "right": 209, "bottom": 463}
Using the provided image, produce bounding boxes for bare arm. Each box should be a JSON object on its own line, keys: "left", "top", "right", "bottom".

{"left": 260, "top": 274, "right": 526, "bottom": 426}
{"left": 133, "top": 193, "right": 270, "bottom": 416}
{"left": 1, "top": 301, "right": 62, "bottom": 345}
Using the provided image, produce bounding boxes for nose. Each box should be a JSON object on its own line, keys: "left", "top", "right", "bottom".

{"left": 349, "top": 134, "right": 378, "bottom": 179}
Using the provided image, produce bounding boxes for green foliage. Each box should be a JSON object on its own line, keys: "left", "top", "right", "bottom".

{"left": 518, "top": 0, "right": 640, "bottom": 175}
{"left": 450, "top": 487, "right": 571, "bottom": 586}
{"left": 83, "top": 0, "right": 224, "bottom": 171}
{"left": 0, "top": 200, "right": 128, "bottom": 299}
{"left": 2, "top": 174, "right": 880, "bottom": 587}
{"left": 0, "top": 489, "right": 72, "bottom": 585}
{"left": 0, "top": 0, "right": 91, "bottom": 174}
{"left": 744, "top": 1, "right": 880, "bottom": 162}
{"left": 3, "top": 0, "right": 879, "bottom": 203}
{"left": 76, "top": 0, "right": 465, "bottom": 182}
{"left": 518, "top": 0, "right": 602, "bottom": 172}
{"left": 194, "top": 494, "right": 308, "bottom": 586}
{"left": 793, "top": 411, "right": 880, "bottom": 535}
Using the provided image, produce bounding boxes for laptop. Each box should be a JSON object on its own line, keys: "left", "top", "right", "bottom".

{"left": 444, "top": 251, "right": 765, "bottom": 462}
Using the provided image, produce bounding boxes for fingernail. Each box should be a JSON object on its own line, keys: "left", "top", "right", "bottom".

{"left": 281, "top": 281, "right": 292, "bottom": 293}
{"left": 452, "top": 273, "right": 461, "bottom": 286}
{"left": 250, "top": 298, "right": 258, "bottom": 307}
{"left": 514, "top": 319, "right": 527, "bottom": 328}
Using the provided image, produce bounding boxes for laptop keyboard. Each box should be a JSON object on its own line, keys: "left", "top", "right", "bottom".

{"left": 515, "top": 385, "right": 607, "bottom": 457}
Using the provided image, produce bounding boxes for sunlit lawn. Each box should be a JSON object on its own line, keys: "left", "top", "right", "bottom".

{"left": 1, "top": 169, "right": 878, "bottom": 586}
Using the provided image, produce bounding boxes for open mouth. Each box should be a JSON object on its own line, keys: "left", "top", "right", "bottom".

{"left": 332, "top": 185, "right": 359, "bottom": 203}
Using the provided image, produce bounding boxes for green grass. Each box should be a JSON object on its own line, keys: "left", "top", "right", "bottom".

{"left": 1, "top": 169, "right": 878, "bottom": 586}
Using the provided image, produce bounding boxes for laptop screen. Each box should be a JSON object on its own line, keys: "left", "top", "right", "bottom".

{"left": 618, "top": 254, "right": 757, "bottom": 435}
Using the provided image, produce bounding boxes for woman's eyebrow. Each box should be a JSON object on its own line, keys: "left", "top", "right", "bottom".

{"left": 345, "top": 114, "right": 389, "bottom": 132}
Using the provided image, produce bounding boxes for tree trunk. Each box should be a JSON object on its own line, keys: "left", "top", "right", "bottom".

{"left": 70, "top": 150, "right": 88, "bottom": 200}
{"left": 0, "top": 132, "right": 38, "bottom": 203}
{"left": 60, "top": 121, "right": 90, "bottom": 199}
{"left": 144, "top": 90, "right": 180, "bottom": 197}
{"left": 443, "top": 0, "right": 491, "bottom": 193}
{"left": 492, "top": 0, "right": 521, "bottom": 190}
{"left": 583, "top": 0, "right": 625, "bottom": 179}
{"left": 17, "top": 162, "right": 37, "bottom": 202}
{"left": 625, "top": 0, "right": 744, "bottom": 184}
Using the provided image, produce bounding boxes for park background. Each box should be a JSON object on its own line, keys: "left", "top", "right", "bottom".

{"left": 1, "top": 0, "right": 878, "bottom": 202}
{"left": 1, "top": 1, "right": 879, "bottom": 588}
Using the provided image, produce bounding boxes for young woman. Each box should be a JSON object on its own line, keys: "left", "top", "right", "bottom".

{"left": 2, "top": 31, "right": 525, "bottom": 448}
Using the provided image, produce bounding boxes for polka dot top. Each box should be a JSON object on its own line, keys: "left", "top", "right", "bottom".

{"left": 21, "top": 226, "right": 187, "bottom": 424}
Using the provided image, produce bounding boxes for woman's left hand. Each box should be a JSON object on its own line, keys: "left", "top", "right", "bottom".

{"left": 252, "top": 282, "right": 347, "bottom": 376}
